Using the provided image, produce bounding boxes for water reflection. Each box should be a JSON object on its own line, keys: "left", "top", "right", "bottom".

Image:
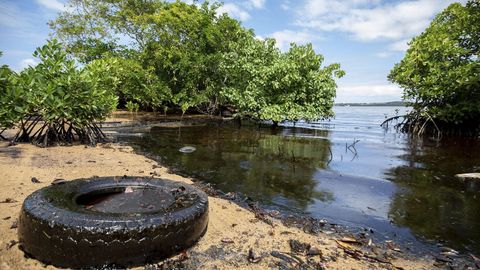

{"left": 386, "top": 138, "right": 480, "bottom": 253}
{"left": 131, "top": 125, "right": 334, "bottom": 210}
{"left": 122, "top": 106, "right": 480, "bottom": 254}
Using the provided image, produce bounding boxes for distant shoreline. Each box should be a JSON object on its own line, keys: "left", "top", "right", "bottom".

{"left": 335, "top": 101, "right": 405, "bottom": 107}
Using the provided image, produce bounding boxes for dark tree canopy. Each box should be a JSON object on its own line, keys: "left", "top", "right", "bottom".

{"left": 388, "top": 0, "right": 480, "bottom": 137}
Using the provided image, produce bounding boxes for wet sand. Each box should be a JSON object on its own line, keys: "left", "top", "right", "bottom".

{"left": 0, "top": 140, "right": 438, "bottom": 270}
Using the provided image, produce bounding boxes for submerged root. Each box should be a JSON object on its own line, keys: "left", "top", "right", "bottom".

{"left": 382, "top": 113, "right": 442, "bottom": 139}
{"left": 382, "top": 111, "right": 480, "bottom": 138}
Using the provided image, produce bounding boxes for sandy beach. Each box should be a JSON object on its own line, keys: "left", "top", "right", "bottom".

{"left": 0, "top": 138, "right": 440, "bottom": 270}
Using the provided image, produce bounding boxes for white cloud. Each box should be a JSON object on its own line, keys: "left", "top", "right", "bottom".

{"left": 19, "top": 58, "right": 39, "bottom": 70}
{"left": 36, "top": 0, "right": 66, "bottom": 11}
{"left": 0, "top": 2, "right": 46, "bottom": 42}
{"left": 268, "top": 30, "right": 319, "bottom": 51}
{"left": 337, "top": 84, "right": 402, "bottom": 97}
{"left": 217, "top": 3, "right": 251, "bottom": 21}
{"left": 302, "top": 0, "right": 381, "bottom": 18}
{"left": 248, "top": 0, "right": 266, "bottom": 9}
{"left": 0, "top": 2, "right": 31, "bottom": 29}
{"left": 280, "top": 0, "right": 291, "bottom": 10}
{"left": 375, "top": 52, "right": 391, "bottom": 58}
{"left": 297, "top": 0, "right": 467, "bottom": 52}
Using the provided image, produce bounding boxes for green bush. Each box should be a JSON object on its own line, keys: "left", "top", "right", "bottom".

{"left": 0, "top": 40, "right": 118, "bottom": 146}
{"left": 95, "top": 57, "right": 172, "bottom": 111}
{"left": 125, "top": 101, "right": 140, "bottom": 113}
{"left": 49, "top": 0, "right": 344, "bottom": 123}
{"left": 0, "top": 54, "right": 30, "bottom": 142}
{"left": 388, "top": 1, "right": 480, "bottom": 137}
{"left": 221, "top": 39, "right": 344, "bottom": 123}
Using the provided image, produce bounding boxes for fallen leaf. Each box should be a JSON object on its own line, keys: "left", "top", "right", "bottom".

{"left": 289, "top": 239, "right": 310, "bottom": 254}
{"left": 10, "top": 220, "right": 18, "bottom": 229}
{"left": 335, "top": 239, "right": 356, "bottom": 251}
{"left": 178, "top": 250, "right": 189, "bottom": 261}
{"left": 51, "top": 178, "right": 67, "bottom": 185}
{"left": 307, "top": 246, "right": 321, "bottom": 256}
{"left": 31, "top": 177, "right": 41, "bottom": 183}
{"left": 6, "top": 240, "right": 17, "bottom": 250}
{"left": 0, "top": 198, "right": 17, "bottom": 203}
{"left": 339, "top": 237, "right": 359, "bottom": 244}
{"left": 124, "top": 187, "right": 134, "bottom": 193}
{"left": 269, "top": 210, "right": 280, "bottom": 217}
{"left": 248, "top": 248, "right": 261, "bottom": 263}
{"left": 221, "top": 238, "right": 234, "bottom": 244}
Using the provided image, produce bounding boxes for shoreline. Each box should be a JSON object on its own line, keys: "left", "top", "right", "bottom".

{"left": 0, "top": 141, "right": 440, "bottom": 269}
{"left": 0, "top": 112, "right": 476, "bottom": 269}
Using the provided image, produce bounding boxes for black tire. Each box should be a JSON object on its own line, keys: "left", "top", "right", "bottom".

{"left": 18, "top": 176, "right": 209, "bottom": 268}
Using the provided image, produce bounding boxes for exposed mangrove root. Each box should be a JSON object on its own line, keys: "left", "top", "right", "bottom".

{"left": 10, "top": 118, "right": 108, "bottom": 147}
{"left": 381, "top": 112, "right": 443, "bottom": 140}
{"left": 382, "top": 110, "right": 480, "bottom": 138}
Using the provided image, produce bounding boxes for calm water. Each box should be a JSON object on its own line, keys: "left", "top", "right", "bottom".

{"left": 122, "top": 106, "right": 480, "bottom": 254}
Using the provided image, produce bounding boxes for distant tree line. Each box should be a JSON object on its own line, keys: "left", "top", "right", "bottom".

{"left": 336, "top": 101, "right": 406, "bottom": 107}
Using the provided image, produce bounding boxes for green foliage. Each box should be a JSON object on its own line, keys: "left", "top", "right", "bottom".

{"left": 125, "top": 101, "right": 140, "bottom": 112}
{"left": 49, "top": 0, "right": 344, "bottom": 123}
{"left": 0, "top": 40, "right": 118, "bottom": 145}
{"left": 140, "top": 1, "right": 249, "bottom": 113}
{"left": 93, "top": 57, "right": 171, "bottom": 110}
{"left": 388, "top": 1, "right": 480, "bottom": 136}
{"left": 51, "top": 0, "right": 249, "bottom": 114}
{"left": 221, "top": 39, "right": 344, "bottom": 122}
{"left": 0, "top": 53, "right": 23, "bottom": 131}
{"left": 22, "top": 40, "right": 117, "bottom": 125}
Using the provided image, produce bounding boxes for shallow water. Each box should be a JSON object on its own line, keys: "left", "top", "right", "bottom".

{"left": 123, "top": 106, "right": 480, "bottom": 254}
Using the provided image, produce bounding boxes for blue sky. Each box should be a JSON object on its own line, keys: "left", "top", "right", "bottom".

{"left": 0, "top": 0, "right": 466, "bottom": 103}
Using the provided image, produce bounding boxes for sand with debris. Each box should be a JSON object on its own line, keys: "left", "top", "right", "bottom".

{"left": 0, "top": 140, "right": 436, "bottom": 269}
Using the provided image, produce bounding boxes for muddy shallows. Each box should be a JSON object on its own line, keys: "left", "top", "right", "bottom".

{"left": 17, "top": 176, "right": 209, "bottom": 268}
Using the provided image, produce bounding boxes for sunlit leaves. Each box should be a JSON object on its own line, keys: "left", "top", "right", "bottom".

{"left": 0, "top": 53, "right": 23, "bottom": 129}
{"left": 92, "top": 57, "right": 171, "bottom": 110}
{"left": 0, "top": 40, "right": 118, "bottom": 137}
{"left": 389, "top": 1, "right": 480, "bottom": 133}
{"left": 221, "top": 40, "right": 344, "bottom": 122}
{"left": 49, "top": 0, "right": 344, "bottom": 122}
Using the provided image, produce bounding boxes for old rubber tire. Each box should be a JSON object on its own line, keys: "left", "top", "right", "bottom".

{"left": 18, "top": 176, "right": 209, "bottom": 268}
